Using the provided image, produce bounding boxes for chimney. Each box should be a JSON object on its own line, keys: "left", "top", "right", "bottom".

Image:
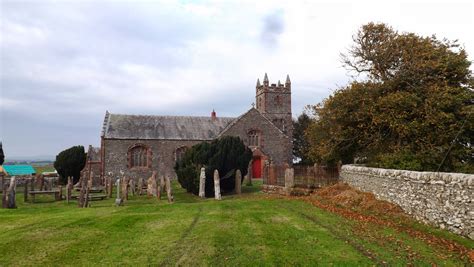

{"left": 211, "top": 109, "right": 217, "bottom": 120}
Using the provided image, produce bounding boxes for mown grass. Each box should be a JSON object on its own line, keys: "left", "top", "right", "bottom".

{"left": 0, "top": 181, "right": 472, "bottom": 266}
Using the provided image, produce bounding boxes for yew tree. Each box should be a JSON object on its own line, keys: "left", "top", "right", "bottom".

{"left": 307, "top": 23, "right": 473, "bottom": 172}
{"left": 54, "top": 146, "right": 86, "bottom": 184}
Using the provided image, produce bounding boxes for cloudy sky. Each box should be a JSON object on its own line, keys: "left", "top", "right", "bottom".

{"left": 1, "top": 0, "right": 473, "bottom": 159}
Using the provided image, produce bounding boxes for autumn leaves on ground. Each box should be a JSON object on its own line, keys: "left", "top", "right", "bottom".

{"left": 0, "top": 181, "right": 472, "bottom": 266}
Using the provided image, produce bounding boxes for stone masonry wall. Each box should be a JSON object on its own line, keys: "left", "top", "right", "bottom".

{"left": 103, "top": 139, "right": 202, "bottom": 181}
{"left": 220, "top": 108, "right": 292, "bottom": 164}
{"left": 340, "top": 165, "right": 474, "bottom": 239}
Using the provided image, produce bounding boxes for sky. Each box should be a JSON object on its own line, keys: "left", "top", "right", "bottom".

{"left": 1, "top": 0, "right": 473, "bottom": 159}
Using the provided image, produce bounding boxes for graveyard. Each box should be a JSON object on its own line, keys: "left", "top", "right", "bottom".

{"left": 0, "top": 180, "right": 473, "bottom": 266}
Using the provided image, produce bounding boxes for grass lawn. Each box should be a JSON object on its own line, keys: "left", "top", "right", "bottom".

{"left": 0, "top": 181, "right": 472, "bottom": 266}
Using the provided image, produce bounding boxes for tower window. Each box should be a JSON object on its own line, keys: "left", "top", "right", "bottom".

{"left": 248, "top": 130, "right": 261, "bottom": 147}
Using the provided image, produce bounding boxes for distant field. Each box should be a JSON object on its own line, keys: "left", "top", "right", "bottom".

{"left": 32, "top": 164, "right": 56, "bottom": 174}
{"left": 0, "top": 181, "right": 472, "bottom": 266}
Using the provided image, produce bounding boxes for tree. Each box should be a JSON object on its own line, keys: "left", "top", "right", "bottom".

{"left": 174, "top": 136, "right": 252, "bottom": 197}
{"left": 293, "top": 113, "right": 313, "bottom": 165}
{"left": 307, "top": 23, "right": 474, "bottom": 173}
{"left": 54, "top": 146, "right": 86, "bottom": 184}
{"left": 0, "top": 142, "right": 4, "bottom": 165}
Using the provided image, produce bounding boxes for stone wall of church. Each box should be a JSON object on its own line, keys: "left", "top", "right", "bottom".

{"left": 103, "top": 139, "right": 202, "bottom": 180}
{"left": 220, "top": 109, "right": 292, "bottom": 165}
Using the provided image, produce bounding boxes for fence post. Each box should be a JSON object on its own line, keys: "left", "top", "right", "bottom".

{"left": 24, "top": 178, "right": 29, "bottom": 202}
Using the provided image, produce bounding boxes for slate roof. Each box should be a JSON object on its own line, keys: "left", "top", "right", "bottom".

{"left": 102, "top": 113, "right": 236, "bottom": 140}
{"left": 3, "top": 165, "right": 36, "bottom": 176}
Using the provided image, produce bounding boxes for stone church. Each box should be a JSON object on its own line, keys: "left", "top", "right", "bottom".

{"left": 98, "top": 74, "right": 293, "bottom": 181}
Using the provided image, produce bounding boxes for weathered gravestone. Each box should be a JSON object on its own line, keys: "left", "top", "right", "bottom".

{"left": 165, "top": 175, "right": 173, "bottom": 203}
{"left": 121, "top": 177, "right": 129, "bottom": 201}
{"left": 214, "top": 170, "right": 222, "bottom": 200}
{"left": 137, "top": 178, "right": 144, "bottom": 196}
{"left": 115, "top": 178, "right": 123, "bottom": 206}
{"left": 66, "top": 176, "right": 73, "bottom": 204}
{"left": 4, "top": 177, "right": 17, "bottom": 209}
{"left": 147, "top": 171, "right": 158, "bottom": 197}
{"left": 199, "top": 167, "right": 206, "bottom": 198}
{"left": 129, "top": 178, "right": 136, "bottom": 196}
{"left": 235, "top": 169, "right": 242, "bottom": 195}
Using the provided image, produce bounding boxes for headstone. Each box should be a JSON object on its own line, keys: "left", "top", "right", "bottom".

{"left": 246, "top": 162, "right": 253, "bottom": 186}
{"left": 137, "top": 178, "right": 144, "bottom": 196}
{"left": 121, "top": 177, "right": 129, "bottom": 200}
{"left": 158, "top": 175, "right": 165, "bottom": 200}
{"left": 1, "top": 183, "right": 7, "bottom": 208}
{"left": 37, "top": 174, "right": 45, "bottom": 191}
{"left": 165, "top": 175, "right": 173, "bottom": 203}
{"left": 0, "top": 174, "right": 3, "bottom": 193}
{"left": 5, "top": 177, "right": 17, "bottom": 209}
{"left": 115, "top": 178, "right": 123, "bottom": 206}
{"left": 284, "top": 168, "right": 295, "bottom": 190}
{"left": 83, "top": 175, "right": 91, "bottom": 208}
{"left": 235, "top": 169, "right": 242, "bottom": 195}
{"left": 78, "top": 176, "right": 86, "bottom": 208}
{"left": 213, "top": 170, "right": 221, "bottom": 200}
{"left": 66, "top": 176, "right": 73, "bottom": 204}
{"left": 129, "top": 178, "right": 136, "bottom": 196}
{"left": 199, "top": 167, "right": 206, "bottom": 198}
{"left": 107, "top": 176, "right": 113, "bottom": 198}
{"left": 147, "top": 171, "right": 158, "bottom": 197}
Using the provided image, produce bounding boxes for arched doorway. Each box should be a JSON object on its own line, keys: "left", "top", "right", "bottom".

{"left": 252, "top": 156, "right": 262, "bottom": 178}
{"left": 250, "top": 148, "right": 265, "bottom": 179}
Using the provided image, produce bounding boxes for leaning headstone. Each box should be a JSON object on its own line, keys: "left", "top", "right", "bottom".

{"left": 213, "top": 170, "right": 222, "bottom": 200}
{"left": 199, "top": 167, "right": 206, "bottom": 198}
{"left": 5, "top": 177, "right": 17, "bottom": 209}
{"left": 115, "top": 178, "right": 123, "bottom": 206}
{"left": 83, "top": 175, "right": 91, "bottom": 208}
{"left": 157, "top": 175, "right": 165, "bottom": 200}
{"left": 235, "top": 169, "right": 242, "bottom": 195}
{"left": 165, "top": 175, "right": 173, "bottom": 203}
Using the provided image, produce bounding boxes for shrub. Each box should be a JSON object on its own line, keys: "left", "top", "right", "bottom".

{"left": 175, "top": 136, "right": 252, "bottom": 197}
{"left": 54, "top": 146, "right": 86, "bottom": 184}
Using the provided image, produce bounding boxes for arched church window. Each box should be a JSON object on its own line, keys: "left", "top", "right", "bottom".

{"left": 128, "top": 144, "right": 151, "bottom": 169}
{"left": 175, "top": 146, "right": 188, "bottom": 162}
{"left": 248, "top": 130, "right": 260, "bottom": 147}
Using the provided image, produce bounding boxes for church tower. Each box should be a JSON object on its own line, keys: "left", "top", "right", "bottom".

{"left": 256, "top": 73, "right": 293, "bottom": 138}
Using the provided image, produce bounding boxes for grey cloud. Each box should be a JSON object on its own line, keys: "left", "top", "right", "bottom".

{"left": 260, "top": 10, "right": 285, "bottom": 47}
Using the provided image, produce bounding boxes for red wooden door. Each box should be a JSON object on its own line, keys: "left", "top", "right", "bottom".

{"left": 252, "top": 157, "right": 262, "bottom": 178}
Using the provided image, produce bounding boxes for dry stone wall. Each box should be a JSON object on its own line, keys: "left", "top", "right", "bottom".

{"left": 340, "top": 165, "right": 474, "bottom": 239}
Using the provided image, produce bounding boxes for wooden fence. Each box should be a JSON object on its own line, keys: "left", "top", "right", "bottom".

{"left": 263, "top": 163, "right": 339, "bottom": 189}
